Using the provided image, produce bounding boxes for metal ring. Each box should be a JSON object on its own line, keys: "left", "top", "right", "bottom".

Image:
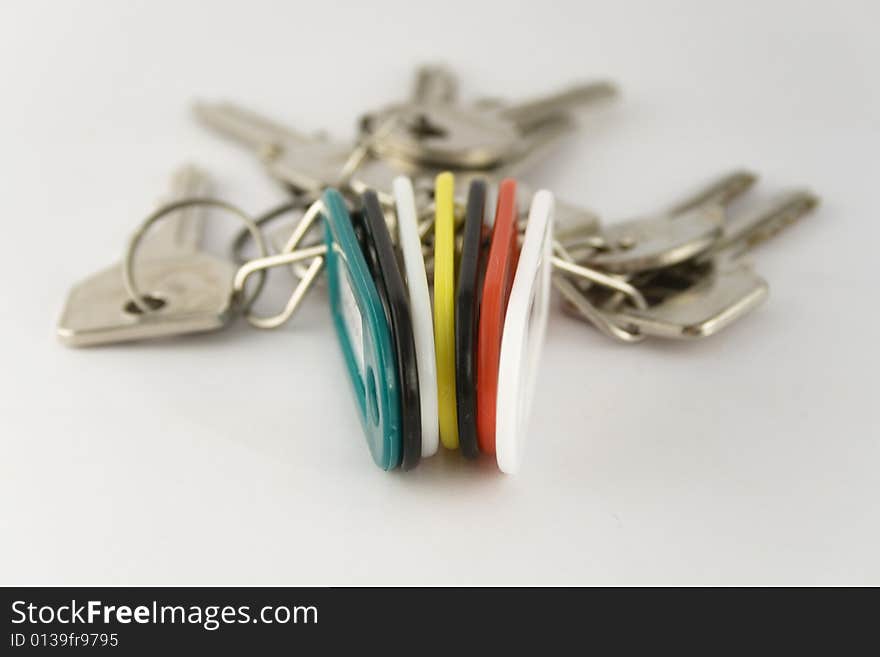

{"left": 235, "top": 198, "right": 328, "bottom": 329}
{"left": 234, "top": 245, "right": 327, "bottom": 329}
{"left": 280, "top": 198, "right": 325, "bottom": 253}
{"left": 224, "top": 117, "right": 402, "bottom": 331}
{"left": 553, "top": 275, "right": 644, "bottom": 343}
{"left": 229, "top": 197, "right": 304, "bottom": 265}
{"left": 551, "top": 241, "right": 648, "bottom": 311}
{"left": 551, "top": 256, "right": 648, "bottom": 310}
{"left": 123, "top": 198, "right": 268, "bottom": 315}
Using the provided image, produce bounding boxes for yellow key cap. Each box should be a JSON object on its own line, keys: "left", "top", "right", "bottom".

{"left": 434, "top": 172, "right": 459, "bottom": 449}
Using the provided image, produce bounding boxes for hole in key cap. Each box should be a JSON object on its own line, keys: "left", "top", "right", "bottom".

{"left": 365, "top": 366, "right": 380, "bottom": 427}
{"left": 407, "top": 114, "right": 447, "bottom": 140}
{"left": 123, "top": 295, "right": 166, "bottom": 315}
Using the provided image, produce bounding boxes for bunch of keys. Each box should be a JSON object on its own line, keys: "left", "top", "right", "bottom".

{"left": 56, "top": 66, "right": 820, "bottom": 473}
{"left": 552, "top": 170, "right": 819, "bottom": 342}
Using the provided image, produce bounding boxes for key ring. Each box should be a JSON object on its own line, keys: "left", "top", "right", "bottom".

{"left": 232, "top": 198, "right": 327, "bottom": 329}
{"left": 123, "top": 198, "right": 268, "bottom": 315}
{"left": 231, "top": 116, "right": 405, "bottom": 330}
{"left": 229, "top": 197, "right": 306, "bottom": 265}
{"left": 551, "top": 241, "right": 648, "bottom": 310}
{"left": 228, "top": 115, "right": 399, "bottom": 269}
{"left": 550, "top": 240, "right": 647, "bottom": 342}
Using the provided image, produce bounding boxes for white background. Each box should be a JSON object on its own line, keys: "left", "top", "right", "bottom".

{"left": 1, "top": 0, "right": 878, "bottom": 585}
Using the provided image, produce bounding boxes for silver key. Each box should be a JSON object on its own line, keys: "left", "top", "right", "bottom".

{"left": 193, "top": 101, "right": 356, "bottom": 193}
{"left": 193, "top": 100, "right": 401, "bottom": 212}
{"left": 195, "top": 66, "right": 607, "bottom": 234}
{"left": 57, "top": 166, "right": 239, "bottom": 347}
{"left": 362, "top": 65, "right": 617, "bottom": 171}
{"left": 568, "top": 170, "right": 757, "bottom": 273}
{"left": 602, "top": 258, "right": 769, "bottom": 339}
{"left": 702, "top": 189, "right": 818, "bottom": 260}
{"left": 581, "top": 189, "right": 820, "bottom": 339}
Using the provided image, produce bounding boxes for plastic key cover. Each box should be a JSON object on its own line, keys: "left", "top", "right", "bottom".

{"left": 455, "top": 180, "right": 488, "bottom": 459}
{"left": 393, "top": 176, "right": 439, "bottom": 458}
{"left": 356, "top": 191, "right": 422, "bottom": 470}
{"left": 433, "top": 172, "right": 459, "bottom": 450}
{"left": 496, "top": 191, "right": 555, "bottom": 474}
{"left": 322, "top": 188, "right": 401, "bottom": 470}
{"left": 477, "top": 179, "right": 520, "bottom": 454}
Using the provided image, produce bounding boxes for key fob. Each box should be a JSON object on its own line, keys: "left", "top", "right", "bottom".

{"left": 433, "top": 172, "right": 460, "bottom": 450}
{"left": 322, "top": 188, "right": 401, "bottom": 470}
{"left": 477, "top": 178, "right": 520, "bottom": 455}
{"left": 393, "top": 176, "right": 439, "bottom": 459}
{"left": 354, "top": 191, "right": 422, "bottom": 471}
{"left": 496, "top": 191, "right": 555, "bottom": 474}
{"left": 455, "top": 179, "right": 489, "bottom": 459}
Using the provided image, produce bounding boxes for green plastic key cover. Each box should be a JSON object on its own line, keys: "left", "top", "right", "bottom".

{"left": 322, "top": 188, "right": 401, "bottom": 470}
{"left": 354, "top": 191, "right": 422, "bottom": 471}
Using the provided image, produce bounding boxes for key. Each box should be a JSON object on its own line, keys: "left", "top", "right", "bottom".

{"left": 362, "top": 66, "right": 617, "bottom": 171}
{"left": 193, "top": 99, "right": 407, "bottom": 213}
{"left": 598, "top": 258, "right": 769, "bottom": 339}
{"left": 196, "top": 67, "right": 606, "bottom": 234}
{"left": 567, "top": 170, "right": 758, "bottom": 273}
{"left": 193, "top": 101, "right": 357, "bottom": 193}
{"left": 703, "top": 189, "right": 818, "bottom": 260}
{"left": 365, "top": 66, "right": 609, "bottom": 235}
{"left": 554, "top": 171, "right": 757, "bottom": 334}
{"left": 57, "top": 166, "right": 242, "bottom": 347}
{"left": 585, "top": 189, "right": 820, "bottom": 339}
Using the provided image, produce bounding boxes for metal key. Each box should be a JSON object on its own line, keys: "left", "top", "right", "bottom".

{"left": 193, "top": 102, "right": 356, "bottom": 193}
{"left": 57, "top": 165, "right": 240, "bottom": 346}
{"left": 564, "top": 170, "right": 758, "bottom": 273}
{"left": 580, "top": 188, "right": 820, "bottom": 339}
{"left": 361, "top": 65, "right": 617, "bottom": 171}
{"left": 195, "top": 66, "right": 608, "bottom": 234}
{"left": 193, "top": 100, "right": 405, "bottom": 214}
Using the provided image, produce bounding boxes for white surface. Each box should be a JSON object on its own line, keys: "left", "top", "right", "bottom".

{"left": 393, "top": 177, "right": 439, "bottom": 458}
{"left": 496, "top": 191, "right": 554, "bottom": 474}
{"left": 1, "top": 0, "right": 878, "bottom": 585}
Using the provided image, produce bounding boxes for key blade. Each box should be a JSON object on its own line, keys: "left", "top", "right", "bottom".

{"left": 412, "top": 65, "right": 458, "bottom": 105}
{"left": 712, "top": 190, "right": 819, "bottom": 259}
{"left": 586, "top": 205, "right": 725, "bottom": 274}
{"left": 498, "top": 81, "right": 618, "bottom": 132}
{"left": 193, "top": 101, "right": 312, "bottom": 156}
{"left": 140, "top": 164, "right": 212, "bottom": 258}
{"left": 196, "top": 100, "right": 357, "bottom": 192}
{"left": 667, "top": 170, "right": 758, "bottom": 217}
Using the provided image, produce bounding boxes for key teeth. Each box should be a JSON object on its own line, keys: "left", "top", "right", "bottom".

{"left": 191, "top": 99, "right": 219, "bottom": 124}
{"left": 726, "top": 169, "right": 760, "bottom": 196}
{"left": 169, "top": 163, "right": 212, "bottom": 196}
{"left": 736, "top": 189, "right": 820, "bottom": 253}
{"left": 792, "top": 189, "right": 821, "bottom": 214}
{"left": 412, "top": 64, "right": 458, "bottom": 105}
{"left": 669, "top": 169, "right": 759, "bottom": 216}
{"left": 581, "top": 79, "right": 620, "bottom": 101}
